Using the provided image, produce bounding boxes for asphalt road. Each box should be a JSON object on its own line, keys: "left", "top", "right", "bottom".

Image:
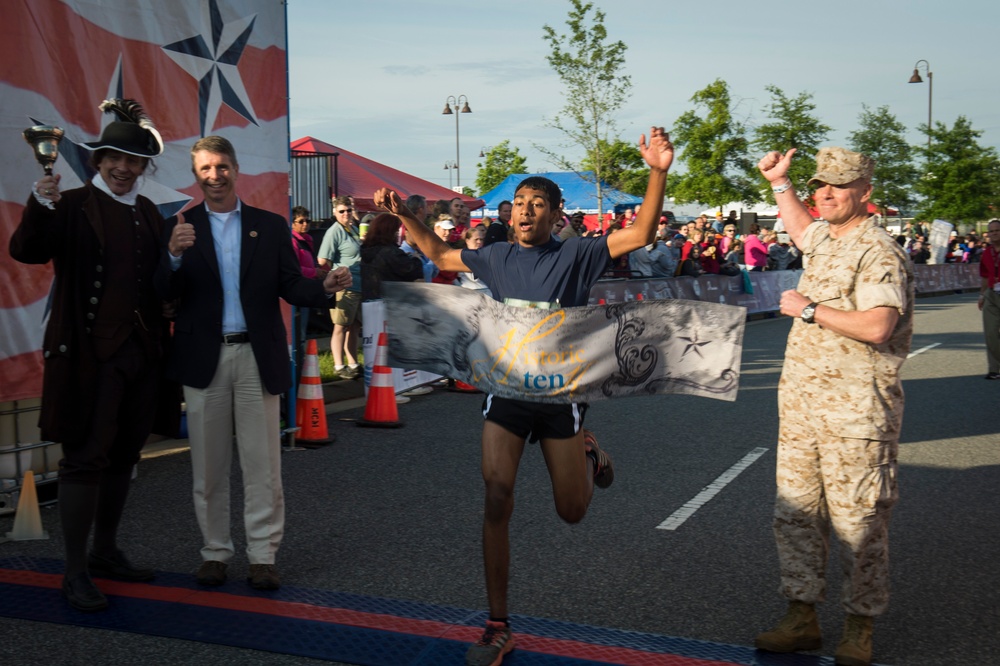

{"left": 1, "top": 292, "right": 997, "bottom": 666}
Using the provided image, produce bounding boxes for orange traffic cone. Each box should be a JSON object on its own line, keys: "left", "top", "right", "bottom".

{"left": 296, "top": 339, "right": 333, "bottom": 445}
{"left": 3, "top": 471, "right": 49, "bottom": 542}
{"left": 357, "top": 332, "right": 403, "bottom": 428}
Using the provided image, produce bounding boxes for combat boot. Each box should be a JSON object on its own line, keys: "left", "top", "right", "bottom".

{"left": 754, "top": 601, "right": 822, "bottom": 652}
{"left": 834, "top": 614, "right": 873, "bottom": 666}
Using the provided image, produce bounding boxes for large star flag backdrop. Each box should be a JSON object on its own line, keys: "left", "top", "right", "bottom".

{"left": 0, "top": 0, "right": 289, "bottom": 402}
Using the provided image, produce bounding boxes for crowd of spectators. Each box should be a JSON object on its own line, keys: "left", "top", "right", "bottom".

{"left": 621, "top": 213, "right": 802, "bottom": 279}
{"left": 303, "top": 199, "right": 988, "bottom": 303}
{"left": 895, "top": 221, "right": 986, "bottom": 265}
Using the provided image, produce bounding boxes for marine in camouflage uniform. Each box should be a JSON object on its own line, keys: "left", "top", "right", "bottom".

{"left": 754, "top": 146, "right": 914, "bottom": 666}
{"left": 778, "top": 216, "right": 913, "bottom": 614}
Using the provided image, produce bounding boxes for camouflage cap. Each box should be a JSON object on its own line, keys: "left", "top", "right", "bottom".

{"left": 808, "top": 147, "right": 875, "bottom": 186}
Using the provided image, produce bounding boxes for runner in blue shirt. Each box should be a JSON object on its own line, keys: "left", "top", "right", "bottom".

{"left": 374, "top": 126, "right": 674, "bottom": 666}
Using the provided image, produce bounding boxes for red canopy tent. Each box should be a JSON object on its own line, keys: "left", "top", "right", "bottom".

{"left": 291, "top": 136, "right": 484, "bottom": 212}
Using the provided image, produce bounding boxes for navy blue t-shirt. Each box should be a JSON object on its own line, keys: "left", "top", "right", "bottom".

{"left": 460, "top": 236, "right": 611, "bottom": 307}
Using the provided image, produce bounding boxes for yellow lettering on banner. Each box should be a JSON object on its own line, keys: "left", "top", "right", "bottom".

{"left": 486, "top": 328, "right": 520, "bottom": 384}
{"left": 472, "top": 313, "right": 595, "bottom": 397}
{"left": 489, "top": 312, "right": 565, "bottom": 382}
{"left": 554, "top": 360, "right": 594, "bottom": 396}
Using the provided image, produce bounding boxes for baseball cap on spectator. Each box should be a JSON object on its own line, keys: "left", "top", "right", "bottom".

{"left": 435, "top": 217, "right": 455, "bottom": 230}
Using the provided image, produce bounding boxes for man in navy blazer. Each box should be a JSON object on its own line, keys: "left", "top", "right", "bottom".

{"left": 156, "top": 135, "right": 350, "bottom": 591}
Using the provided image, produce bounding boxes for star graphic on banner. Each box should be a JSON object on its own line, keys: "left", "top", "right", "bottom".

{"left": 678, "top": 333, "right": 712, "bottom": 359}
{"left": 162, "top": 0, "right": 259, "bottom": 136}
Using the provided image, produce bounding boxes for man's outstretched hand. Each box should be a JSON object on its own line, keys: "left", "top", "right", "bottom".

{"left": 374, "top": 188, "right": 404, "bottom": 215}
{"left": 639, "top": 126, "right": 674, "bottom": 173}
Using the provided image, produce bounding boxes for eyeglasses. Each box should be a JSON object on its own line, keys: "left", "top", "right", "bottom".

{"left": 335, "top": 208, "right": 353, "bottom": 214}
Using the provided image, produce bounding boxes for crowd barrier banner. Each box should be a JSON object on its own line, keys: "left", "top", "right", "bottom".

{"left": 588, "top": 263, "right": 980, "bottom": 311}
{"left": 361, "top": 300, "right": 440, "bottom": 396}
{"left": 382, "top": 283, "right": 746, "bottom": 404}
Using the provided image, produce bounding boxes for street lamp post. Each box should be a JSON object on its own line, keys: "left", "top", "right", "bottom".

{"left": 908, "top": 59, "right": 933, "bottom": 151}
{"left": 441, "top": 95, "right": 472, "bottom": 189}
{"left": 443, "top": 161, "right": 457, "bottom": 190}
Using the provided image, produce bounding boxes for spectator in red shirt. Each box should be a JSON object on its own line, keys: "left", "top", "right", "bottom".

{"left": 978, "top": 219, "right": 1000, "bottom": 379}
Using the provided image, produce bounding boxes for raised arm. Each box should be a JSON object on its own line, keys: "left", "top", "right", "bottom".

{"left": 606, "top": 127, "right": 673, "bottom": 260}
{"left": 373, "top": 188, "right": 469, "bottom": 273}
{"left": 758, "top": 149, "right": 812, "bottom": 249}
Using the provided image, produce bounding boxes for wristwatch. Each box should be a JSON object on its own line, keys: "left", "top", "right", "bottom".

{"left": 801, "top": 302, "right": 818, "bottom": 324}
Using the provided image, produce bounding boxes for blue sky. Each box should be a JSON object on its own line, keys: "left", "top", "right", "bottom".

{"left": 287, "top": 0, "right": 999, "bottom": 193}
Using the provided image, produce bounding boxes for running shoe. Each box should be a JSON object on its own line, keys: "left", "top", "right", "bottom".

{"left": 583, "top": 429, "right": 614, "bottom": 488}
{"left": 465, "top": 620, "right": 514, "bottom": 666}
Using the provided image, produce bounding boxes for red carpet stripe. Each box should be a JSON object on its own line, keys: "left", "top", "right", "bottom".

{"left": 0, "top": 567, "right": 736, "bottom": 665}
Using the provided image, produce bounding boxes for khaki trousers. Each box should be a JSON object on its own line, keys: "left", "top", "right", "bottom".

{"left": 184, "top": 342, "right": 283, "bottom": 565}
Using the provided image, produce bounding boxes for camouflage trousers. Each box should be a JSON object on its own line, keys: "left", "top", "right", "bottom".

{"left": 772, "top": 416, "right": 899, "bottom": 616}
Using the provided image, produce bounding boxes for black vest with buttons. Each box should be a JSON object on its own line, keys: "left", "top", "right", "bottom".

{"left": 87, "top": 190, "right": 162, "bottom": 361}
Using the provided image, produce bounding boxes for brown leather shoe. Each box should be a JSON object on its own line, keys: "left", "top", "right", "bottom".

{"left": 247, "top": 563, "right": 280, "bottom": 590}
{"left": 195, "top": 560, "right": 228, "bottom": 586}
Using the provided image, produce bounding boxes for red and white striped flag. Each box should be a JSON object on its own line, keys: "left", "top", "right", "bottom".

{"left": 0, "top": 0, "right": 289, "bottom": 402}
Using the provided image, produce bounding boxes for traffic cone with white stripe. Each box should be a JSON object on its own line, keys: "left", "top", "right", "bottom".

{"left": 357, "top": 332, "right": 403, "bottom": 428}
{"left": 296, "top": 339, "right": 333, "bottom": 445}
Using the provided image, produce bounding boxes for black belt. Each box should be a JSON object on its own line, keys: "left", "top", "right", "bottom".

{"left": 222, "top": 332, "right": 250, "bottom": 344}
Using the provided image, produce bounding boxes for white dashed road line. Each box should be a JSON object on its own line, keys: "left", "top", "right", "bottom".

{"left": 907, "top": 342, "right": 941, "bottom": 359}
{"left": 655, "top": 342, "right": 940, "bottom": 532}
{"left": 656, "top": 447, "right": 770, "bottom": 531}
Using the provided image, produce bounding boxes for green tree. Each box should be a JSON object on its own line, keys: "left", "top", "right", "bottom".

{"left": 541, "top": 0, "right": 631, "bottom": 214}
{"left": 580, "top": 138, "right": 647, "bottom": 196}
{"left": 847, "top": 104, "right": 918, "bottom": 216}
{"left": 671, "top": 79, "right": 758, "bottom": 210}
{"left": 475, "top": 140, "right": 528, "bottom": 195}
{"left": 914, "top": 116, "right": 1000, "bottom": 224}
{"left": 752, "top": 85, "right": 831, "bottom": 202}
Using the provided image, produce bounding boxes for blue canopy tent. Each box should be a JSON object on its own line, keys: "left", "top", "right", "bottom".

{"left": 474, "top": 171, "right": 642, "bottom": 217}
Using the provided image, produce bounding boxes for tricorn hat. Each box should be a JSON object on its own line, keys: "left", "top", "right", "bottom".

{"left": 83, "top": 98, "right": 164, "bottom": 157}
